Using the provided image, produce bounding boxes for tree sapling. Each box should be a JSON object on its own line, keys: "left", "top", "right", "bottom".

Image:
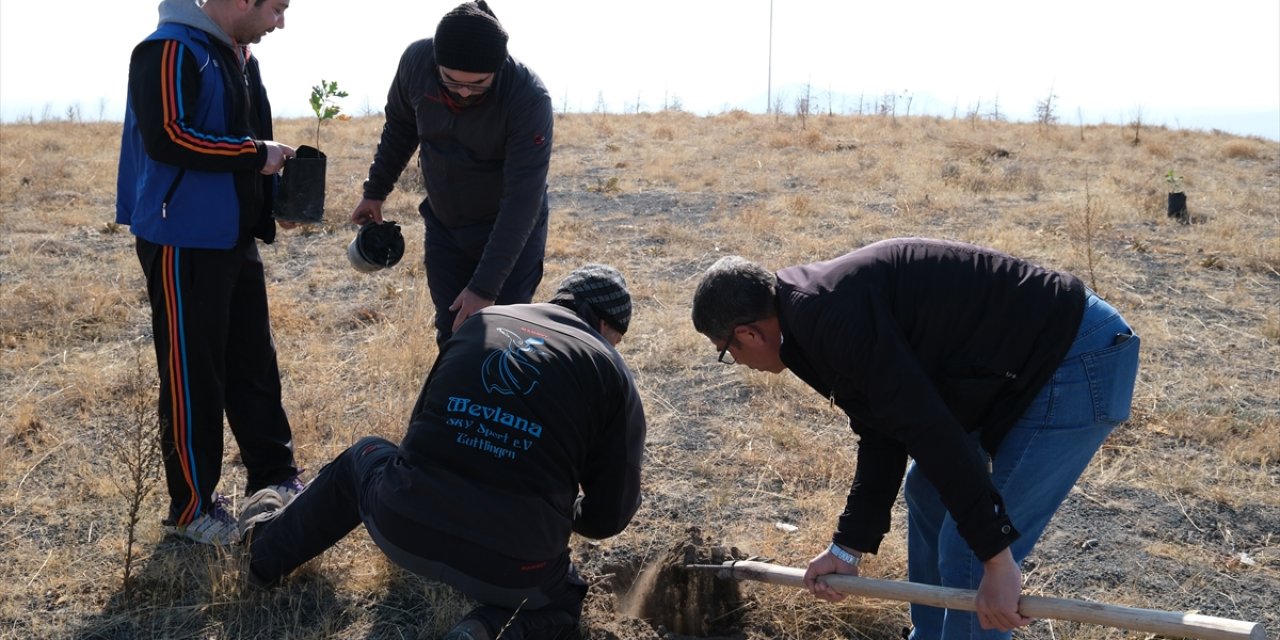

{"left": 310, "top": 79, "right": 349, "bottom": 151}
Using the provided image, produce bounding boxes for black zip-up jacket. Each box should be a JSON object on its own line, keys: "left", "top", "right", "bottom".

{"left": 776, "top": 238, "right": 1085, "bottom": 560}
{"left": 379, "top": 303, "right": 645, "bottom": 575}
{"left": 362, "top": 38, "right": 553, "bottom": 299}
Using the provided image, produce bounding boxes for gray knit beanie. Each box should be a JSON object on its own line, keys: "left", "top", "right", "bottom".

{"left": 434, "top": 1, "right": 509, "bottom": 72}
{"left": 550, "top": 264, "right": 632, "bottom": 334}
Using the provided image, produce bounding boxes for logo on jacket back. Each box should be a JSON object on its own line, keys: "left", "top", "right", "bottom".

{"left": 481, "top": 327, "right": 548, "bottom": 396}
{"left": 445, "top": 326, "right": 549, "bottom": 455}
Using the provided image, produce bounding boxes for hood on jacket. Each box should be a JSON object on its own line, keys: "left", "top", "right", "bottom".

{"left": 157, "top": 0, "right": 237, "bottom": 50}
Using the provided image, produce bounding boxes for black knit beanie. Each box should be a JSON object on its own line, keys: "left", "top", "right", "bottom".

{"left": 434, "top": 1, "right": 509, "bottom": 72}
{"left": 550, "top": 264, "right": 632, "bottom": 335}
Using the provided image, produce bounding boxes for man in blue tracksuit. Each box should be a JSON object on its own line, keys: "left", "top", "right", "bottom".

{"left": 115, "top": 0, "right": 303, "bottom": 545}
{"left": 349, "top": 1, "right": 554, "bottom": 346}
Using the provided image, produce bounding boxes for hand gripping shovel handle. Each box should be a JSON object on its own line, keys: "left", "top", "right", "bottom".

{"left": 687, "top": 560, "right": 1266, "bottom": 640}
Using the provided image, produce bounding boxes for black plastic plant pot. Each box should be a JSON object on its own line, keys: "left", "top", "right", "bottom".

{"left": 1167, "top": 192, "right": 1188, "bottom": 223}
{"left": 274, "top": 145, "right": 327, "bottom": 223}
{"left": 347, "top": 221, "right": 406, "bottom": 273}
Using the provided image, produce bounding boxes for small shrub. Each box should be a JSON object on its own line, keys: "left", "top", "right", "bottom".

{"left": 1220, "top": 140, "right": 1267, "bottom": 160}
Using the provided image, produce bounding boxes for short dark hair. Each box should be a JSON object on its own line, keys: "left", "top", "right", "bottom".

{"left": 690, "top": 256, "right": 778, "bottom": 340}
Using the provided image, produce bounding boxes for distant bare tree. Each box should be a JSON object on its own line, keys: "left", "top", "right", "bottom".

{"left": 795, "top": 81, "right": 813, "bottom": 129}
{"left": 1130, "top": 106, "right": 1144, "bottom": 145}
{"left": 1035, "top": 87, "right": 1059, "bottom": 128}
{"left": 967, "top": 100, "right": 982, "bottom": 129}
{"left": 987, "top": 94, "right": 1003, "bottom": 121}
{"left": 666, "top": 93, "right": 684, "bottom": 113}
{"left": 594, "top": 91, "right": 608, "bottom": 115}
{"left": 878, "top": 93, "right": 893, "bottom": 118}
{"left": 1080, "top": 172, "right": 1099, "bottom": 291}
{"left": 772, "top": 92, "right": 786, "bottom": 123}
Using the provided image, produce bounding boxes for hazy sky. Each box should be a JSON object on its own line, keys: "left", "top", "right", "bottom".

{"left": 2, "top": 0, "right": 1278, "bottom": 139}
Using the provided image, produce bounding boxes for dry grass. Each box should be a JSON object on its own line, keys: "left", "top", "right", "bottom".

{"left": 2, "top": 112, "right": 1278, "bottom": 640}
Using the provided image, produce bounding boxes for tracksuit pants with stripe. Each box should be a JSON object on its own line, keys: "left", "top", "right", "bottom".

{"left": 137, "top": 236, "right": 298, "bottom": 526}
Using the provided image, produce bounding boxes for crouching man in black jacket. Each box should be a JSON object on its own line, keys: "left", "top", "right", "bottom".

{"left": 691, "top": 238, "right": 1140, "bottom": 640}
{"left": 242, "top": 264, "right": 646, "bottom": 640}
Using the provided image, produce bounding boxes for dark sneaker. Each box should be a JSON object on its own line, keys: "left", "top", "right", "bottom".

{"left": 163, "top": 495, "right": 238, "bottom": 545}
{"left": 238, "top": 487, "right": 285, "bottom": 544}
{"left": 266, "top": 474, "right": 308, "bottom": 506}
{"left": 442, "top": 618, "right": 492, "bottom": 640}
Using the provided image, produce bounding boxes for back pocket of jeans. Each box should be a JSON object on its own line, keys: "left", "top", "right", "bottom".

{"left": 1082, "top": 334, "right": 1141, "bottom": 423}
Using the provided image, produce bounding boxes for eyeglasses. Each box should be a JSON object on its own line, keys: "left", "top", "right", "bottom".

{"left": 438, "top": 70, "right": 494, "bottom": 94}
{"left": 717, "top": 331, "right": 736, "bottom": 365}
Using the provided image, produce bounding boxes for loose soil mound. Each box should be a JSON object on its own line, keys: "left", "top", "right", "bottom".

{"left": 583, "top": 528, "right": 750, "bottom": 639}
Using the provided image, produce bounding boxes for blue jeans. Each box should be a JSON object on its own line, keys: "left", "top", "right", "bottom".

{"left": 905, "top": 293, "right": 1140, "bottom": 640}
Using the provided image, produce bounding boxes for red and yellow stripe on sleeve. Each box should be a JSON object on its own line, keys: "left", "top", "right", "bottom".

{"left": 158, "top": 40, "right": 258, "bottom": 157}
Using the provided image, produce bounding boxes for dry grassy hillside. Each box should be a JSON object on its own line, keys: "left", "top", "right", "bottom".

{"left": 1, "top": 111, "right": 1277, "bottom": 640}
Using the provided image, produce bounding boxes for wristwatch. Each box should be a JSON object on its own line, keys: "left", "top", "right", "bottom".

{"left": 828, "top": 542, "right": 861, "bottom": 566}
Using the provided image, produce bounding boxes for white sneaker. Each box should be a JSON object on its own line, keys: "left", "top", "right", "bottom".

{"left": 164, "top": 495, "right": 238, "bottom": 546}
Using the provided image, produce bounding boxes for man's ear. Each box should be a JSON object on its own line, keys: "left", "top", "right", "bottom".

{"left": 733, "top": 323, "right": 759, "bottom": 346}
{"left": 598, "top": 320, "right": 622, "bottom": 347}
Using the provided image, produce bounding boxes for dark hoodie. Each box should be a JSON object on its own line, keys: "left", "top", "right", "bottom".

{"left": 361, "top": 37, "right": 553, "bottom": 299}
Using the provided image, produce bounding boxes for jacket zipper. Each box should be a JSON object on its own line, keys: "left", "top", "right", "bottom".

{"left": 161, "top": 168, "right": 186, "bottom": 219}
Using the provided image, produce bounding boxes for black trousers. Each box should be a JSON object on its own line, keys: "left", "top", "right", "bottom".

{"left": 249, "top": 436, "right": 585, "bottom": 639}
{"left": 137, "top": 236, "right": 297, "bottom": 524}
{"left": 423, "top": 210, "right": 548, "bottom": 346}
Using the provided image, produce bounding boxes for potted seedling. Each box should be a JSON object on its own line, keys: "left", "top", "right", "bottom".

{"left": 309, "top": 79, "right": 349, "bottom": 150}
{"left": 275, "top": 79, "right": 348, "bottom": 223}
{"left": 1165, "top": 169, "right": 1188, "bottom": 223}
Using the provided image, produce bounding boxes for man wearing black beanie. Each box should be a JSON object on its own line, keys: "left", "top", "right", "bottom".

{"left": 241, "top": 265, "right": 646, "bottom": 640}
{"left": 350, "top": 1, "right": 554, "bottom": 347}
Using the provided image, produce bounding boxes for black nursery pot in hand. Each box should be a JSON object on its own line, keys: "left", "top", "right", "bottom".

{"left": 274, "top": 145, "right": 327, "bottom": 223}
{"left": 347, "top": 221, "right": 406, "bottom": 273}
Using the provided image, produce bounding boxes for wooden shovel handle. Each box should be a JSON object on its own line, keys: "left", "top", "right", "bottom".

{"left": 714, "top": 560, "right": 1266, "bottom": 640}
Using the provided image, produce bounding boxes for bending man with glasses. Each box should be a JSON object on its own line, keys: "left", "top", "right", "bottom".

{"left": 351, "top": 0, "right": 553, "bottom": 346}
{"left": 691, "top": 238, "right": 1140, "bottom": 640}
